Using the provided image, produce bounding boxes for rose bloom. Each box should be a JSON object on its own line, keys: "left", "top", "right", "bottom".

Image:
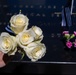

{"left": 16, "top": 29, "right": 35, "bottom": 49}
{"left": 66, "top": 41, "right": 72, "bottom": 48}
{"left": 10, "top": 13, "right": 29, "bottom": 34}
{"left": 30, "top": 26, "right": 44, "bottom": 42}
{"left": 25, "top": 42, "right": 46, "bottom": 62}
{"left": 0, "top": 32, "right": 17, "bottom": 55}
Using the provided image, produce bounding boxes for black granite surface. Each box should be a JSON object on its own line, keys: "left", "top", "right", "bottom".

{"left": 0, "top": 0, "right": 76, "bottom": 64}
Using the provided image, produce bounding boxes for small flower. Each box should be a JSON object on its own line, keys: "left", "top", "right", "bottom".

{"left": 25, "top": 42, "right": 46, "bottom": 62}
{"left": 66, "top": 41, "right": 72, "bottom": 48}
{"left": 74, "top": 43, "right": 76, "bottom": 47}
{"left": 63, "top": 31, "right": 69, "bottom": 35}
{"left": 74, "top": 31, "right": 76, "bottom": 36}
{"left": 0, "top": 32, "right": 17, "bottom": 55}
{"left": 10, "top": 13, "right": 29, "bottom": 34}
{"left": 74, "top": 39, "right": 76, "bottom": 47}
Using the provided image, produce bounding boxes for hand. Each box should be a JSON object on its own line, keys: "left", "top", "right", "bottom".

{"left": 0, "top": 51, "right": 6, "bottom": 68}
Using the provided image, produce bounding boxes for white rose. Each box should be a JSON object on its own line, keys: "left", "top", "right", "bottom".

{"left": 10, "top": 13, "right": 29, "bottom": 34}
{"left": 30, "top": 26, "right": 43, "bottom": 42}
{"left": 0, "top": 32, "right": 17, "bottom": 55}
{"left": 16, "top": 29, "right": 35, "bottom": 49}
{"left": 25, "top": 42, "right": 46, "bottom": 62}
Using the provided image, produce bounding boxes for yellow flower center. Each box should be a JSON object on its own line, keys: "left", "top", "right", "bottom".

{"left": 21, "top": 33, "right": 31, "bottom": 43}
{"left": 15, "top": 16, "right": 25, "bottom": 26}
{"left": 3, "top": 37, "right": 11, "bottom": 49}
{"left": 32, "top": 46, "right": 42, "bottom": 57}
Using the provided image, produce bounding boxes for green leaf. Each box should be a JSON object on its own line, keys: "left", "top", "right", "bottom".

{"left": 70, "top": 34, "right": 75, "bottom": 39}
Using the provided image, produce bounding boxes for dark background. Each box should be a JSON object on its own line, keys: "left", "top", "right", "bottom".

{"left": 0, "top": 0, "right": 76, "bottom": 74}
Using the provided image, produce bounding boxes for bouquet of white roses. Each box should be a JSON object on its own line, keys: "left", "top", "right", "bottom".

{"left": 0, "top": 11, "right": 46, "bottom": 62}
